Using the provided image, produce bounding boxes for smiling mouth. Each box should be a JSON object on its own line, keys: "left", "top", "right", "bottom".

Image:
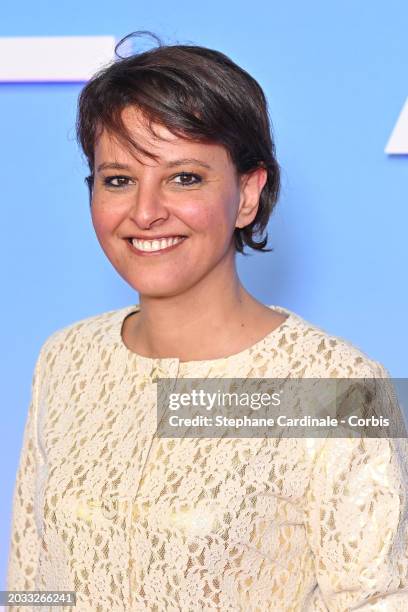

{"left": 127, "top": 236, "right": 187, "bottom": 253}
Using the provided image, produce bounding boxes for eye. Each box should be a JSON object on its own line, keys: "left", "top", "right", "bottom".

{"left": 172, "top": 172, "right": 202, "bottom": 187}
{"left": 104, "top": 175, "right": 133, "bottom": 188}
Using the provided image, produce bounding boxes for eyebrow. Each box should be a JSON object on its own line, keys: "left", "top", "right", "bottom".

{"left": 166, "top": 158, "right": 212, "bottom": 170}
{"left": 96, "top": 158, "right": 212, "bottom": 173}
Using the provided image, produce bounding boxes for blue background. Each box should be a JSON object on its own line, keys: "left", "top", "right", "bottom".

{"left": 1, "top": 0, "right": 407, "bottom": 586}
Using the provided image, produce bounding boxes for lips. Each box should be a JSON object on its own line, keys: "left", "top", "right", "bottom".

{"left": 127, "top": 236, "right": 187, "bottom": 254}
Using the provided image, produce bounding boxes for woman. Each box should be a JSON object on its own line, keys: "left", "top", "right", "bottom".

{"left": 7, "top": 32, "right": 408, "bottom": 611}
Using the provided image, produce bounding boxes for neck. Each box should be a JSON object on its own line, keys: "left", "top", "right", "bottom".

{"left": 124, "top": 256, "right": 275, "bottom": 361}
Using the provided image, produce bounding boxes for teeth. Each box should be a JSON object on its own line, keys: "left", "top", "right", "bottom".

{"left": 131, "top": 236, "right": 184, "bottom": 252}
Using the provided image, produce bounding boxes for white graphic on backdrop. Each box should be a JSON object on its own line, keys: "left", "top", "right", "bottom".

{"left": 0, "top": 36, "right": 406, "bottom": 154}
{"left": 0, "top": 36, "right": 115, "bottom": 82}
{"left": 385, "top": 98, "right": 408, "bottom": 154}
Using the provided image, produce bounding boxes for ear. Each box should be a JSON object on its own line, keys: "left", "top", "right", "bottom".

{"left": 235, "top": 167, "right": 268, "bottom": 229}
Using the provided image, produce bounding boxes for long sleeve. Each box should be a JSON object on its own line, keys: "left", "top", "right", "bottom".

{"left": 6, "top": 347, "right": 46, "bottom": 592}
{"left": 305, "top": 431, "right": 408, "bottom": 610}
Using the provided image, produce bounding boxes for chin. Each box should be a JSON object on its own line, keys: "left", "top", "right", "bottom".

{"left": 124, "top": 275, "right": 198, "bottom": 299}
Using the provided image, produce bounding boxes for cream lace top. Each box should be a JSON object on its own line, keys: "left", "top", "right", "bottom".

{"left": 7, "top": 304, "right": 408, "bottom": 611}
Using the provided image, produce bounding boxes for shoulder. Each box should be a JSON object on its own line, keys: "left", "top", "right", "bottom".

{"left": 275, "top": 306, "right": 389, "bottom": 378}
{"left": 35, "top": 304, "right": 136, "bottom": 372}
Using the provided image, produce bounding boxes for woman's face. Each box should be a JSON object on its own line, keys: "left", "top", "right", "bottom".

{"left": 91, "top": 106, "right": 265, "bottom": 298}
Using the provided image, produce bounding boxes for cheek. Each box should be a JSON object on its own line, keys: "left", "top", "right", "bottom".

{"left": 180, "top": 191, "right": 239, "bottom": 235}
{"left": 91, "top": 204, "right": 120, "bottom": 239}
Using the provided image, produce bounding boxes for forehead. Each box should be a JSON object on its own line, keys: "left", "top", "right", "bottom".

{"left": 94, "top": 106, "right": 232, "bottom": 168}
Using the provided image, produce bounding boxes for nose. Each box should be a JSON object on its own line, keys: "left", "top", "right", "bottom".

{"left": 128, "top": 177, "right": 170, "bottom": 229}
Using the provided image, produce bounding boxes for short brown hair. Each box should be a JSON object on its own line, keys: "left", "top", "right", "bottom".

{"left": 76, "top": 31, "right": 280, "bottom": 254}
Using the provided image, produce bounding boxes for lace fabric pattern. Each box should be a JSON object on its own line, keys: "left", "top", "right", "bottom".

{"left": 6, "top": 305, "right": 408, "bottom": 611}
